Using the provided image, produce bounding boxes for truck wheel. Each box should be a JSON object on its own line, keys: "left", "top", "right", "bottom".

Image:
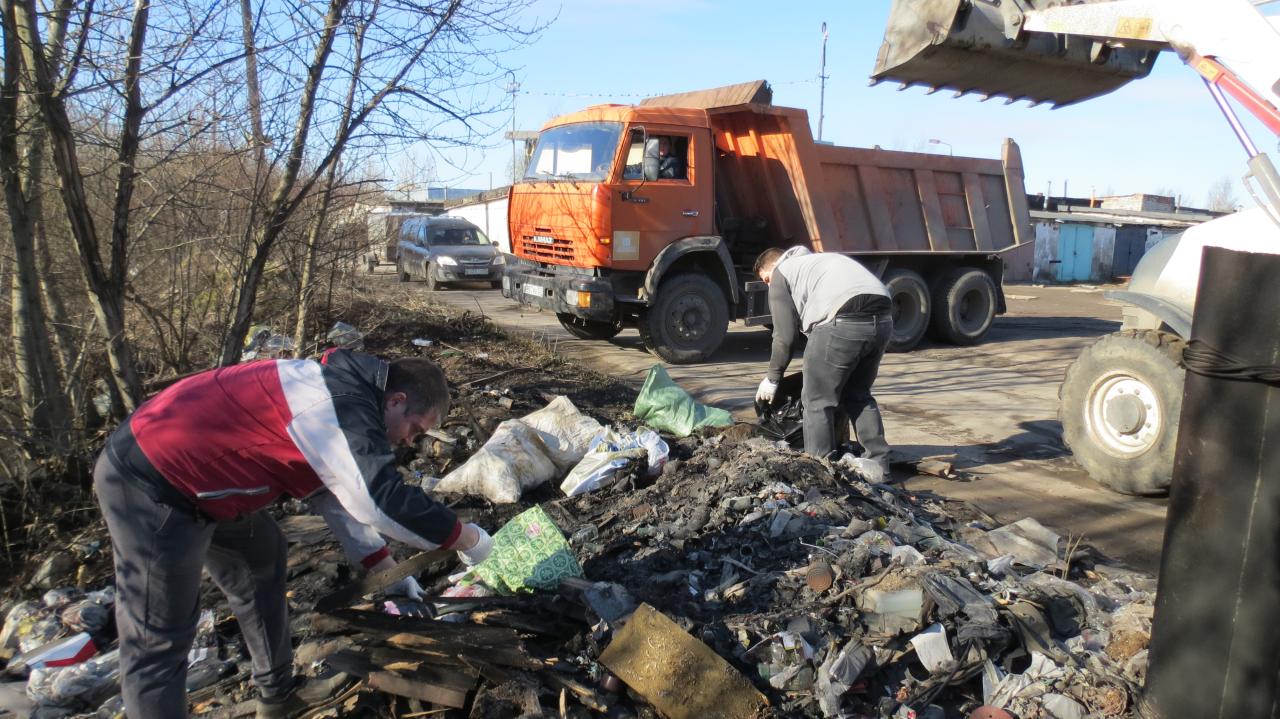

{"left": 883, "top": 269, "right": 930, "bottom": 352}
{"left": 1059, "top": 329, "right": 1185, "bottom": 495}
{"left": 557, "top": 313, "right": 622, "bottom": 341}
{"left": 638, "top": 273, "right": 729, "bottom": 364}
{"left": 930, "top": 267, "right": 997, "bottom": 345}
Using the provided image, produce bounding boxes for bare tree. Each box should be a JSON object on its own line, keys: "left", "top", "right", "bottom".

{"left": 1206, "top": 176, "right": 1239, "bottom": 212}
{"left": 218, "top": 0, "right": 545, "bottom": 365}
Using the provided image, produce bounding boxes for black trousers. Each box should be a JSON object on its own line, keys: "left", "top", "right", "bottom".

{"left": 801, "top": 314, "right": 893, "bottom": 463}
{"left": 94, "top": 453, "right": 294, "bottom": 718}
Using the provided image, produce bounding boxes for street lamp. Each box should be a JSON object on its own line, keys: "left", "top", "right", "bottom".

{"left": 928, "top": 138, "right": 953, "bottom": 156}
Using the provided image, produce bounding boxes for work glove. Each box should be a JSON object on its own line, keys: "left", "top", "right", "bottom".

{"left": 756, "top": 378, "right": 778, "bottom": 404}
{"left": 386, "top": 575, "right": 424, "bottom": 602}
{"left": 457, "top": 524, "right": 493, "bottom": 566}
{"left": 378, "top": 575, "right": 429, "bottom": 617}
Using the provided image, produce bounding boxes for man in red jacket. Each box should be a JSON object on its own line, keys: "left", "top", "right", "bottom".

{"left": 94, "top": 350, "right": 491, "bottom": 718}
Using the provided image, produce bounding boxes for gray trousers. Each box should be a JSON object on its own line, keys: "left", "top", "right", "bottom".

{"left": 94, "top": 452, "right": 294, "bottom": 718}
{"left": 801, "top": 314, "right": 892, "bottom": 463}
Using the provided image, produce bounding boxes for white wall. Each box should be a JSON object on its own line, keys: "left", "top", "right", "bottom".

{"left": 1032, "top": 221, "right": 1060, "bottom": 283}
{"left": 447, "top": 196, "right": 511, "bottom": 253}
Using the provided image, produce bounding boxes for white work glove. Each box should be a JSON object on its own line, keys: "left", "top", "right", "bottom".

{"left": 457, "top": 524, "right": 493, "bottom": 566}
{"left": 756, "top": 378, "right": 778, "bottom": 404}
{"left": 386, "top": 575, "right": 424, "bottom": 601}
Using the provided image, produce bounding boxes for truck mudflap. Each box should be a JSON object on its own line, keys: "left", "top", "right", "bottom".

{"left": 873, "top": 0, "right": 1158, "bottom": 108}
{"left": 501, "top": 265, "right": 616, "bottom": 323}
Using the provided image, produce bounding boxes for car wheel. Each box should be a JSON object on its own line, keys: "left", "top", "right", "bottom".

{"left": 883, "top": 268, "right": 930, "bottom": 352}
{"left": 637, "top": 273, "right": 729, "bottom": 364}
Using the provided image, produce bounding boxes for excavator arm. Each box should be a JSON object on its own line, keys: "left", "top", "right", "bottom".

{"left": 874, "top": 0, "right": 1280, "bottom": 217}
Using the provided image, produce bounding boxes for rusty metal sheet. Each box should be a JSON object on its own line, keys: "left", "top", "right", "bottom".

{"left": 963, "top": 172, "right": 995, "bottom": 252}
{"left": 600, "top": 603, "right": 767, "bottom": 719}
{"left": 639, "top": 80, "right": 772, "bottom": 109}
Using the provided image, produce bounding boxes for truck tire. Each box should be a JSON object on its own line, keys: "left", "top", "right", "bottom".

{"left": 557, "top": 313, "right": 622, "bottom": 341}
{"left": 638, "top": 273, "right": 729, "bottom": 364}
{"left": 883, "top": 269, "right": 930, "bottom": 352}
{"left": 1058, "top": 329, "right": 1185, "bottom": 495}
{"left": 929, "top": 267, "right": 997, "bottom": 345}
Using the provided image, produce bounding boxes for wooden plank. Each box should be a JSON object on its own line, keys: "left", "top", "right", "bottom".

{"left": 914, "top": 169, "right": 952, "bottom": 252}
{"left": 856, "top": 165, "right": 897, "bottom": 250}
{"left": 963, "top": 172, "right": 995, "bottom": 252}
{"left": 325, "top": 650, "right": 473, "bottom": 708}
{"left": 600, "top": 603, "right": 767, "bottom": 719}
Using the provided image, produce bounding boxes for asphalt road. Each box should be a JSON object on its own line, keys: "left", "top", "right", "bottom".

{"left": 423, "top": 277, "right": 1168, "bottom": 574}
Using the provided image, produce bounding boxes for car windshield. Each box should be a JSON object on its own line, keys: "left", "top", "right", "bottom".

{"left": 524, "top": 122, "right": 623, "bottom": 182}
{"left": 428, "top": 226, "right": 484, "bottom": 246}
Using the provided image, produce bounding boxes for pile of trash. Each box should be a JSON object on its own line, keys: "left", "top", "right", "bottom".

{"left": 543, "top": 433, "right": 1155, "bottom": 717}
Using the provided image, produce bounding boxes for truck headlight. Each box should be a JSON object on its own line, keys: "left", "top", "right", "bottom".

{"left": 436, "top": 256, "right": 458, "bottom": 266}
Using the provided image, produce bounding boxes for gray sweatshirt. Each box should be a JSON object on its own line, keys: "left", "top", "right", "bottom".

{"left": 766, "top": 249, "right": 890, "bottom": 382}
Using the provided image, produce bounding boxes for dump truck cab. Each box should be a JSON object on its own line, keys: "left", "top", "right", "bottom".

{"left": 503, "top": 104, "right": 735, "bottom": 361}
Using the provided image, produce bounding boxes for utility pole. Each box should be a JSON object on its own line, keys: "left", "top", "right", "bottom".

{"left": 507, "top": 71, "right": 520, "bottom": 180}
{"left": 818, "top": 22, "right": 829, "bottom": 142}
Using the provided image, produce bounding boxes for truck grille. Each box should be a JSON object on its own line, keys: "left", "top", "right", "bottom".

{"left": 518, "top": 235, "right": 578, "bottom": 263}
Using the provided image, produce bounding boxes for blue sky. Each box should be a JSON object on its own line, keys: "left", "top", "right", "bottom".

{"left": 427, "top": 0, "right": 1277, "bottom": 209}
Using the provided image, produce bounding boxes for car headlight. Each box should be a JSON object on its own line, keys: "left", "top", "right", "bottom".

{"left": 491, "top": 254, "right": 506, "bottom": 266}
{"left": 436, "top": 256, "right": 458, "bottom": 266}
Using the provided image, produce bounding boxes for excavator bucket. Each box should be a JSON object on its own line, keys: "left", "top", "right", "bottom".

{"left": 872, "top": 0, "right": 1159, "bottom": 108}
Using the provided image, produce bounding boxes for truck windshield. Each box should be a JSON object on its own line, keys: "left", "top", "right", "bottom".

{"left": 524, "top": 122, "right": 622, "bottom": 182}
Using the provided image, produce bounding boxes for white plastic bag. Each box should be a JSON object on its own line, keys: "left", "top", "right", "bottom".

{"left": 518, "top": 396, "right": 607, "bottom": 470}
{"left": 560, "top": 428, "right": 669, "bottom": 496}
{"left": 435, "top": 397, "right": 604, "bottom": 503}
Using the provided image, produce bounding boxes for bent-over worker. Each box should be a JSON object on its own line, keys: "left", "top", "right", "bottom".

{"left": 753, "top": 247, "right": 894, "bottom": 476}
{"left": 94, "top": 349, "right": 492, "bottom": 718}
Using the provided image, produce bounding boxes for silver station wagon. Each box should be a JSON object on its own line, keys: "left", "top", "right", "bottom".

{"left": 396, "top": 216, "right": 504, "bottom": 290}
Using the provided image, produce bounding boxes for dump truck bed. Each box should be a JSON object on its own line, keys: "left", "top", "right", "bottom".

{"left": 708, "top": 104, "right": 1031, "bottom": 256}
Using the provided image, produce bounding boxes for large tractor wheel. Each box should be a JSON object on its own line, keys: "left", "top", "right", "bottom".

{"left": 929, "top": 267, "right": 997, "bottom": 345}
{"left": 638, "top": 273, "right": 729, "bottom": 364}
{"left": 1059, "top": 329, "right": 1186, "bottom": 495}
{"left": 883, "top": 268, "right": 930, "bottom": 352}
{"left": 557, "top": 313, "right": 622, "bottom": 341}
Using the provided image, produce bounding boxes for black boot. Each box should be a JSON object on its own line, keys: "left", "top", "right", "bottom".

{"left": 255, "top": 668, "right": 355, "bottom": 719}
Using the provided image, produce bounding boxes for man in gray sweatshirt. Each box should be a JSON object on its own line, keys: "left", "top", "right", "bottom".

{"left": 754, "top": 246, "right": 893, "bottom": 474}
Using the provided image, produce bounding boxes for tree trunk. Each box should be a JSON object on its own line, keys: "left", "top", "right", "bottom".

{"left": 218, "top": 0, "right": 350, "bottom": 367}
{"left": 0, "top": 2, "right": 71, "bottom": 454}
{"left": 10, "top": 0, "right": 144, "bottom": 414}
{"left": 293, "top": 7, "right": 368, "bottom": 357}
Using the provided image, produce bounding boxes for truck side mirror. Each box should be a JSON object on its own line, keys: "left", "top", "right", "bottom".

{"left": 643, "top": 137, "right": 661, "bottom": 182}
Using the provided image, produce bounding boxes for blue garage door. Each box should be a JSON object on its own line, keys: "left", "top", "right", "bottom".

{"left": 1057, "top": 224, "right": 1095, "bottom": 282}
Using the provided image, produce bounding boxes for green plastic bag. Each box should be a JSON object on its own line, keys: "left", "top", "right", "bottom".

{"left": 632, "top": 365, "right": 733, "bottom": 437}
{"left": 473, "top": 506, "right": 583, "bottom": 594}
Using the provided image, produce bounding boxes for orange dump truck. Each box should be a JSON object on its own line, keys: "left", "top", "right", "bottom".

{"left": 501, "top": 81, "right": 1033, "bottom": 363}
